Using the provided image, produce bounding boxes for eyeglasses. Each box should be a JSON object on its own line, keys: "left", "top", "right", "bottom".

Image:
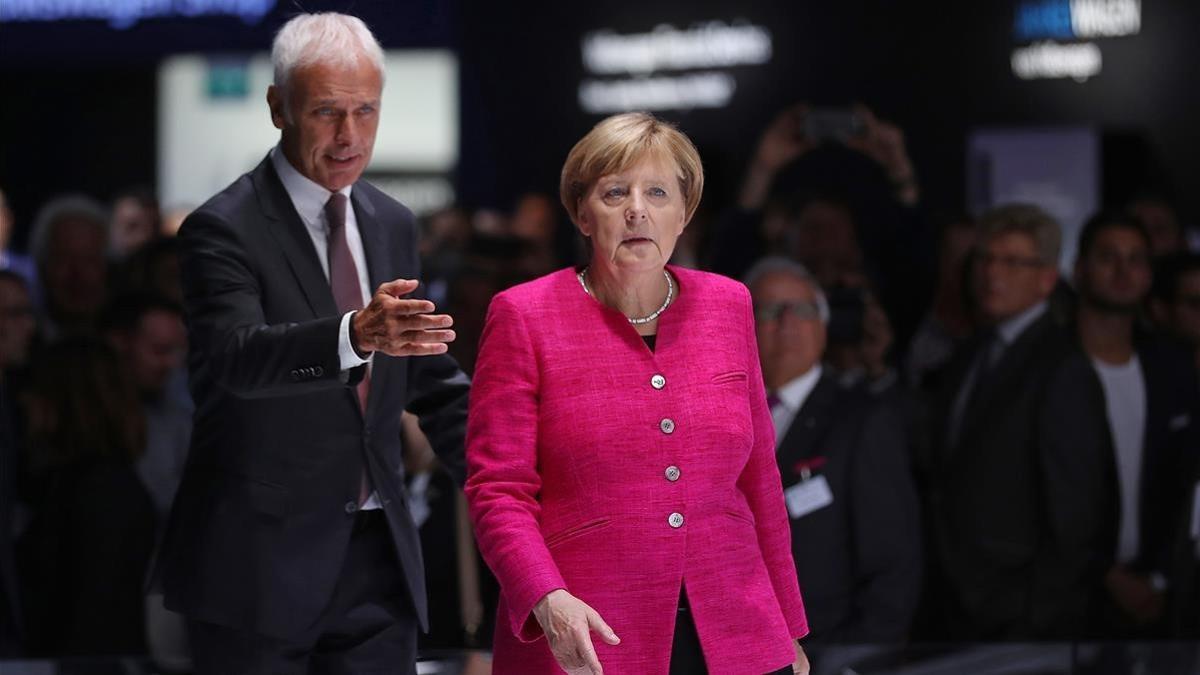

{"left": 754, "top": 301, "right": 822, "bottom": 323}
{"left": 977, "top": 252, "right": 1046, "bottom": 270}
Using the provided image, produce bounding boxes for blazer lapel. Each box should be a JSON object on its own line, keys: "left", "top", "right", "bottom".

{"left": 252, "top": 157, "right": 338, "bottom": 318}
{"left": 351, "top": 185, "right": 393, "bottom": 422}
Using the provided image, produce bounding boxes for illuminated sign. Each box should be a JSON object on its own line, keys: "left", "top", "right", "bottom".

{"left": 1011, "top": 41, "right": 1102, "bottom": 81}
{"left": 577, "top": 20, "right": 772, "bottom": 114}
{"left": 0, "top": 0, "right": 277, "bottom": 29}
{"left": 1010, "top": 0, "right": 1139, "bottom": 81}
{"left": 1014, "top": 0, "right": 1140, "bottom": 40}
{"left": 582, "top": 22, "right": 771, "bottom": 75}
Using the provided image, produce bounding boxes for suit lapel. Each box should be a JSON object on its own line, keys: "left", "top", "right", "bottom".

{"left": 955, "top": 315, "right": 1051, "bottom": 449}
{"left": 351, "top": 185, "right": 394, "bottom": 422}
{"left": 351, "top": 186, "right": 388, "bottom": 291}
{"left": 777, "top": 376, "right": 839, "bottom": 482}
{"left": 252, "top": 157, "right": 338, "bottom": 319}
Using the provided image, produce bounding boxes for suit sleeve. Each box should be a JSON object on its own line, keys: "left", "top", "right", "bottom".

{"left": 845, "top": 402, "right": 923, "bottom": 641}
{"left": 464, "top": 293, "right": 565, "bottom": 643}
{"left": 178, "top": 209, "right": 357, "bottom": 398}
{"left": 737, "top": 286, "right": 809, "bottom": 639}
{"left": 1030, "top": 353, "right": 1114, "bottom": 636}
{"left": 406, "top": 349, "right": 470, "bottom": 487}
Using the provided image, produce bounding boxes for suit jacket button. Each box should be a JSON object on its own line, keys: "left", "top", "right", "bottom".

{"left": 665, "top": 466, "right": 680, "bottom": 482}
{"left": 668, "top": 512, "right": 684, "bottom": 528}
{"left": 651, "top": 374, "right": 666, "bottom": 390}
{"left": 344, "top": 501, "right": 359, "bottom": 514}
{"left": 291, "top": 369, "right": 301, "bottom": 381}
{"left": 660, "top": 418, "right": 675, "bottom": 434}
{"left": 314, "top": 366, "right": 324, "bottom": 377}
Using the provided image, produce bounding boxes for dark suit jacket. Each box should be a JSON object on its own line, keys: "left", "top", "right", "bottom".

{"left": 1167, "top": 428, "right": 1200, "bottom": 638}
{"left": 158, "top": 156, "right": 469, "bottom": 639}
{"left": 777, "top": 375, "right": 922, "bottom": 642}
{"left": 1122, "top": 339, "right": 1200, "bottom": 577}
{"left": 1121, "top": 338, "right": 1199, "bottom": 636}
{"left": 18, "top": 459, "right": 156, "bottom": 656}
{"left": 927, "top": 312, "right": 1115, "bottom": 639}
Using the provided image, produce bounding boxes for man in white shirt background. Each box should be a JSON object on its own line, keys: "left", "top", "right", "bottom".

{"left": 1073, "top": 211, "right": 1200, "bottom": 637}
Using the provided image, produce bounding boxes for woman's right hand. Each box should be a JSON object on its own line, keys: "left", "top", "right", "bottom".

{"left": 532, "top": 588, "right": 620, "bottom": 675}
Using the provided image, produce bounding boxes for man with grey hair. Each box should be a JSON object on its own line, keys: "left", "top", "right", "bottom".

{"left": 28, "top": 194, "right": 110, "bottom": 340}
{"left": 156, "top": 12, "right": 469, "bottom": 672}
{"left": 924, "top": 204, "right": 1113, "bottom": 639}
{"left": 747, "top": 257, "right": 921, "bottom": 645}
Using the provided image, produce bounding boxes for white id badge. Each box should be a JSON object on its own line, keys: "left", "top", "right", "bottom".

{"left": 785, "top": 476, "right": 834, "bottom": 519}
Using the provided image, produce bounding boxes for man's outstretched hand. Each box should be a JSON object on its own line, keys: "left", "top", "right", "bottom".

{"left": 352, "top": 279, "right": 456, "bottom": 357}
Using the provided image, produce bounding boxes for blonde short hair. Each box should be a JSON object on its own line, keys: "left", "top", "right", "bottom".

{"left": 559, "top": 112, "right": 704, "bottom": 226}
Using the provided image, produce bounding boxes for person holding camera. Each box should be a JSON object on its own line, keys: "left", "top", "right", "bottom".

{"left": 709, "top": 103, "right": 935, "bottom": 367}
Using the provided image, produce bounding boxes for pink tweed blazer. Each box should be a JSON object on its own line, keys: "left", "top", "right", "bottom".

{"left": 465, "top": 266, "right": 808, "bottom": 675}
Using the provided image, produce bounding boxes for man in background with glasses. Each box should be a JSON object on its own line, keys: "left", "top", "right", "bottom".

{"left": 747, "top": 257, "right": 921, "bottom": 646}
{"left": 925, "top": 204, "right": 1113, "bottom": 640}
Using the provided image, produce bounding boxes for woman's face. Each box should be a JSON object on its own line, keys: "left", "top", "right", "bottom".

{"left": 576, "top": 154, "right": 687, "bottom": 274}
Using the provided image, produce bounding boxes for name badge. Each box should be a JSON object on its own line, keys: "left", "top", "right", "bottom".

{"left": 785, "top": 475, "right": 833, "bottom": 519}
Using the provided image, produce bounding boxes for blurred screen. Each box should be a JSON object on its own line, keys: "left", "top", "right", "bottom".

{"left": 157, "top": 50, "right": 459, "bottom": 214}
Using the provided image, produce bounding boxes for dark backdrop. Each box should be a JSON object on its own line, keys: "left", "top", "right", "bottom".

{"left": 3, "top": 0, "right": 1196, "bottom": 245}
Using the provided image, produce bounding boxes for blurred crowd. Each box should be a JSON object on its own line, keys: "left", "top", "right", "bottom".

{"left": 0, "top": 103, "right": 1198, "bottom": 668}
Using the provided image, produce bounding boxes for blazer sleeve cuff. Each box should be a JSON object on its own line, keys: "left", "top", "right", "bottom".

{"left": 507, "top": 572, "right": 567, "bottom": 643}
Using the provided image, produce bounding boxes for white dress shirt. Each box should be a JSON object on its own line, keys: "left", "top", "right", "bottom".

{"left": 270, "top": 146, "right": 372, "bottom": 373}
{"left": 770, "top": 365, "right": 823, "bottom": 446}
{"left": 1091, "top": 355, "right": 1147, "bottom": 563}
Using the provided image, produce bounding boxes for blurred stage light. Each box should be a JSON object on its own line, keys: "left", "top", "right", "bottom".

{"left": 577, "top": 20, "right": 772, "bottom": 114}
{"left": 0, "top": 0, "right": 276, "bottom": 29}
{"left": 1011, "top": 41, "right": 1102, "bottom": 81}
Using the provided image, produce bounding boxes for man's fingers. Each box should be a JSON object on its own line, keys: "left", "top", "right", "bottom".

{"left": 401, "top": 329, "right": 456, "bottom": 344}
{"left": 387, "top": 313, "right": 453, "bottom": 333}
{"left": 379, "top": 296, "right": 438, "bottom": 316}
{"left": 376, "top": 278, "right": 420, "bottom": 298}
{"left": 587, "top": 609, "right": 620, "bottom": 645}
{"left": 378, "top": 342, "right": 450, "bottom": 357}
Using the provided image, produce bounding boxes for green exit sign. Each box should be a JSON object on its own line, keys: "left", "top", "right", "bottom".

{"left": 207, "top": 61, "right": 250, "bottom": 99}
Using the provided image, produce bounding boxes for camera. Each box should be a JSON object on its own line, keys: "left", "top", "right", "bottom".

{"left": 803, "top": 108, "right": 865, "bottom": 143}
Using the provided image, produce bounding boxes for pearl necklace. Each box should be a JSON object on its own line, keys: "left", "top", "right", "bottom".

{"left": 577, "top": 267, "right": 675, "bottom": 325}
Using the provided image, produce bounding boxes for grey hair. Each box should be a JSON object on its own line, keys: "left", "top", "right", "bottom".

{"left": 977, "top": 203, "right": 1061, "bottom": 265}
{"left": 271, "top": 13, "right": 386, "bottom": 93}
{"left": 743, "top": 256, "right": 830, "bottom": 323}
{"left": 29, "top": 194, "right": 109, "bottom": 267}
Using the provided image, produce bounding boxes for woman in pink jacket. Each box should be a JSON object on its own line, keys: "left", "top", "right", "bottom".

{"left": 466, "top": 112, "right": 809, "bottom": 675}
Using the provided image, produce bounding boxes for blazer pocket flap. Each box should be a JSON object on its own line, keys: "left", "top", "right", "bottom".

{"left": 211, "top": 472, "right": 291, "bottom": 519}
{"left": 544, "top": 517, "right": 612, "bottom": 548}
{"left": 711, "top": 370, "right": 748, "bottom": 385}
